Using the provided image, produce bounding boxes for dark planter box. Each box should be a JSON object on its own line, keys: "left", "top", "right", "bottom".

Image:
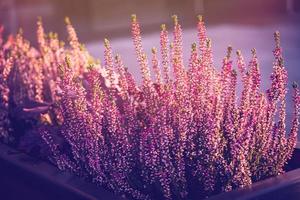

{"left": 1, "top": 142, "right": 300, "bottom": 200}
{"left": 207, "top": 145, "right": 300, "bottom": 200}
{"left": 285, "top": 145, "right": 300, "bottom": 171}
{"left": 207, "top": 168, "right": 300, "bottom": 200}
{"left": 0, "top": 143, "right": 124, "bottom": 200}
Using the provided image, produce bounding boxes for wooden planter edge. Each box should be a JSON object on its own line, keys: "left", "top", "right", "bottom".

{"left": 0, "top": 142, "right": 124, "bottom": 200}
{"left": 1, "top": 141, "right": 300, "bottom": 200}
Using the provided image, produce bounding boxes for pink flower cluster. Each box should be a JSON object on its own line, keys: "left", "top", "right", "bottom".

{"left": 0, "top": 15, "right": 300, "bottom": 199}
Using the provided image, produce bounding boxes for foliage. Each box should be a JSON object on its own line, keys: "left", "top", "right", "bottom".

{"left": 0, "top": 15, "right": 299, "bottom": 200}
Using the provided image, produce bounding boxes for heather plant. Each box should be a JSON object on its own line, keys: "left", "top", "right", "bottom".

{"left": 0, "top": 15, "right": 300, "bottom": 200}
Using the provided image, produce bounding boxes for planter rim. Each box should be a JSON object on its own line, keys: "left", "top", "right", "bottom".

{"left": 1, "top": 142, "right": 300, "bottom": 200}
{"left": 207, "top": 168, "right": 300, "bottom": 200}
{"left": 0, "top": 142, "right": 124, "bottom": 200}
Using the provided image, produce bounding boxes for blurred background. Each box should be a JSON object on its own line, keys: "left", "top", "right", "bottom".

{"left": 1, "top": 0, "right": 300, "bottom": 41}
{"left": 1, "top": 0, "right": 300, "bottom": 134}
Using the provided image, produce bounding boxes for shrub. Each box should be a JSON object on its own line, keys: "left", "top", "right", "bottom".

{"left": 0, "top": 15, "right": 299, "bottom": 200}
